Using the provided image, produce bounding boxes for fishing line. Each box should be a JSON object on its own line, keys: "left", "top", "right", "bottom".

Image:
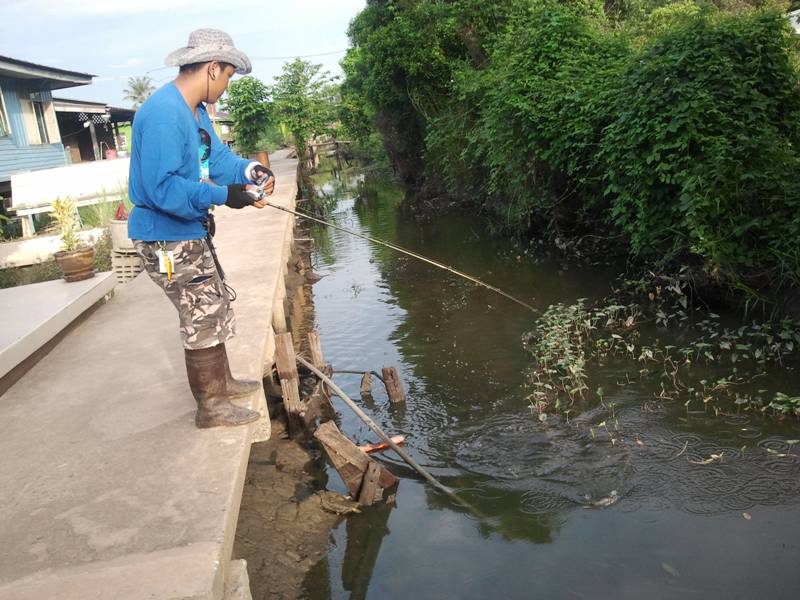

{"left": 263, "top": 201, "right": 539, "bottom": 313}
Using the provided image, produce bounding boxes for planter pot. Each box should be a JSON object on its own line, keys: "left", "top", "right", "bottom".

{"left": 54, "top": 247, "right": 95, "bottom": 282}
{"left": 249, "top": 150, "right": 270, "bottom": 169}
{"left": 109, "top": 219, "right": 135, "bottom": 252}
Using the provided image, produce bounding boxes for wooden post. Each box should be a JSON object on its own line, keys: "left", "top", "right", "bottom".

{"left": 360, "top": 372, "right": 373, "bottom": 398}
{"left": 357, "top": 461, "right": 383, "bottom": 506}
{"left": 322, "top": 364, "right": 334, "bottom": 403}
{"left": 302, "top": 365, "right": 335, "bottom": 427}
{"left": 381, "top": 367, "right": 406, "bottom": 404}
{"left": 275, "top": 333, "right": 304, "bottom": 435}
{"left": 307, "top": 331, "right": 333, "bottom": 405}
{"left": 308, "top": 331, "right": 324, "bottom": 369}
{"left": 314, "top": 421, "right": 398, "bottom": 498}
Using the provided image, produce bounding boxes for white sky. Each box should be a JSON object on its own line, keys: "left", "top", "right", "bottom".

{"left": 0, "top": 0, "right": 367, "bottom": 107}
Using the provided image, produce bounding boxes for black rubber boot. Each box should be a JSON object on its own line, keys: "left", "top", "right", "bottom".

{"left": 185, "top": 344, "right": 260, "bottom": 428}
{"left": 221, "top": 343, "right": 261, "bottom": 399}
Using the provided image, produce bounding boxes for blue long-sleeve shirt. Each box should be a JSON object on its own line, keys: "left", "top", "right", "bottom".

{"left": 127, "top": 82, "right": 250, "bottom": 241}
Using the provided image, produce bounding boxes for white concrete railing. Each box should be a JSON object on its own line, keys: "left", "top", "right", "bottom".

{"left": 10, "top": 158, "right": 130, "bottom": 213}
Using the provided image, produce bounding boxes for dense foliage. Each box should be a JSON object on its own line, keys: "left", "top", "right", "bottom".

{"left": 223, "top": 61, "right": 341, "bottom": 158}
{"left": 223, "top": 76, "right": 272, "bottom": 155}
{"left": 271, "top": 59, "right": 339, "bottom": 158}
{"left": 342, "top": 0, "right": 800, "bottom": 291}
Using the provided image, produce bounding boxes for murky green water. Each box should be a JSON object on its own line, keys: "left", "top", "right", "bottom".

{"left": 302, "top": 168, "right": 800, "bottom": 600}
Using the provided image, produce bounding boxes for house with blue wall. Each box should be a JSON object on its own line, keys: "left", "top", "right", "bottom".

{"left": 0, "top": 56, "right": 94, "bottom": 201}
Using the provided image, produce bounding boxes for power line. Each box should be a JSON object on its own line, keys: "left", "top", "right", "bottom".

{"left": 250, "top": 49, "right": 348, "bottom": 60}
{"left": 141, "top": 49, "right": 349, "bottom": 77}
{"left": 144, "top": 49, "right": 348, "bottom": 73}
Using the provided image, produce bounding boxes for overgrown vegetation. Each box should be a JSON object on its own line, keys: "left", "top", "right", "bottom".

{"left": 222, "top": 59, "right": 372, "bottom": 165}
{"left": 0, "top": 213, "right": 11, "bottom": 241}
{"left": 342, "top": 0, "right": 800, "bottom": 297}
{"left": 224, "top": 76, "right": 273, "bottom": 155}
{"left": 271, "top": 59, "right": 339, "bottom": 159}
{"left": 523, "top": 276, "right": 800, "bottom": 420}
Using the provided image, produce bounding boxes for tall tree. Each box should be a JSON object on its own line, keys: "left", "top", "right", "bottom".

{"left": 123, "top": 75, "right": 155, "bottom": 109}
{"left": 272, "top": 59, "right": 336, "bottom": 158}
{"left": 221, "top": 76, "right": 271, "bottom": 155}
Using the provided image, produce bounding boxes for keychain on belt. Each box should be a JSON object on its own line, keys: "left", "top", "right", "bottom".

{"left": 156, "top": 242, "right": 174, "bottom": 282}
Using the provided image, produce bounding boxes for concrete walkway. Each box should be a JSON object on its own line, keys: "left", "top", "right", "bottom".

{"left": 0, "top": 150, "right": 298, "bottom": 600}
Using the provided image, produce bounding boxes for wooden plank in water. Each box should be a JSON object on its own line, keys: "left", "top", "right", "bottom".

{"left": 360, "top": 372, "right": 373, "bottom": 398}
{"left": 381, "top": 367, "right": 405, "bottom": 404}
{"left": 314, "top": 421, "right": 398, "bottom": 497}
{"left": 275, "top": 332, "right": 304, "bottom": 435}
{"left": 308, "top": 331, "right": 325, "bottom": 369}
{"left": 275, "top": 333, "right": 299, "bottom": 381}
{"left": 302, "top": 365, "right": 335, "bottom": 428}
{"left": 307, "top": 332, "right": 333, "bottom": 405}
{"left": 357, "top": 461, "right": 384, "bottom": 506}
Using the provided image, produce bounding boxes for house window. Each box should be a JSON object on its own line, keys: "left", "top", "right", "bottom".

{"left": 32, "top": 100, "right": 49, "bottom": 144}
{"left": 0, "top": 87, "right": 9, "bottom": 137}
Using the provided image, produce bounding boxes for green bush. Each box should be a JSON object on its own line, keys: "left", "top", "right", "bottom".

{"left": 223, "top": 76, "right": 271, "bottom": 155}
{"left": 597, "top": 10, "right": 800, "bottom": 283}
{"left": 345, "top": 0, "right": 800, "bottom": 290}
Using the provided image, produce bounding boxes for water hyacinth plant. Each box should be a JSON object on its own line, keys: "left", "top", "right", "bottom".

{"left": 523, "top": 276, "right": 800, "bottom": 419}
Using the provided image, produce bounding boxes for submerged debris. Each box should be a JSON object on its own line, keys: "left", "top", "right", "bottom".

{"left": 688, "top": 452, "right": 724, "bottom": 465}
{"left": 319, "top": 490, "right": 361, "bottom": 515}
{"left": 587, "top": 490, "right": 620, "bottom": 509}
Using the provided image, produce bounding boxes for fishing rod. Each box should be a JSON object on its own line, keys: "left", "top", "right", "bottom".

{"left": 257, "top": 197, "right": 538, "bottom": 313}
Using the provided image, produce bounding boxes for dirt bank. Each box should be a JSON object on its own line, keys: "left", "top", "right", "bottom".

{"left": 233, "top": 220, "right": 351, "bottom": 600}
{"left": 234, "top": 417, "right": 348, "bottom": 600}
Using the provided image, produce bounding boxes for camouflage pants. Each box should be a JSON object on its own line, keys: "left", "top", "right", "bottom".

{"left": 134, "top": 239, "right": 236, "bottom": 350}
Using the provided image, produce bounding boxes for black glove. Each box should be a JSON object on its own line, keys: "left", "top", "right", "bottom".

{"left": 226, "top": 184, "right": 254, "bottom": 209}
{"left": 251, "top": 164, "right": 275, "bottom": 186}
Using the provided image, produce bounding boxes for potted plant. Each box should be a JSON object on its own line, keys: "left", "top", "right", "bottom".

{"left": 52, "top": 197, "right": 95, "bottom": 282}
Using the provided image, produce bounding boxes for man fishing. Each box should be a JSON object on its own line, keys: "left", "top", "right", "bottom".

{"left": 128, "top": 28, "right": 275, "bottom": 429}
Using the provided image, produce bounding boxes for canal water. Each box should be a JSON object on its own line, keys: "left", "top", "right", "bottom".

{"left": 301, "top": 168, "right": 800, "bottom": 599}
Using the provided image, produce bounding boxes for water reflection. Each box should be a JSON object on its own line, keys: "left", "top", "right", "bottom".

{"left": 341, "top": 505, "right": 392, "bottom": 600}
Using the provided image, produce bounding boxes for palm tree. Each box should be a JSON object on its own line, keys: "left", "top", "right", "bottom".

{"left": 123, "top": 75, "right": 155, "bottom": 109}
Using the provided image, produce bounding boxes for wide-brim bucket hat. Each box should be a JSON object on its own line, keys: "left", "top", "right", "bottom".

{"left": 165, "top": 28, "right": 252, "bottom": 74}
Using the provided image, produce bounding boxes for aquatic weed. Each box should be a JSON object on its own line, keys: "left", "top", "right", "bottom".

{"left": 523, "top": 277, "right": 800, "bottom": 419}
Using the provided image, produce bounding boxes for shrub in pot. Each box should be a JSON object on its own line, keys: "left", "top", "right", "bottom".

{"left": 52, "top": 197, "right": 95, "bottom": 282}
